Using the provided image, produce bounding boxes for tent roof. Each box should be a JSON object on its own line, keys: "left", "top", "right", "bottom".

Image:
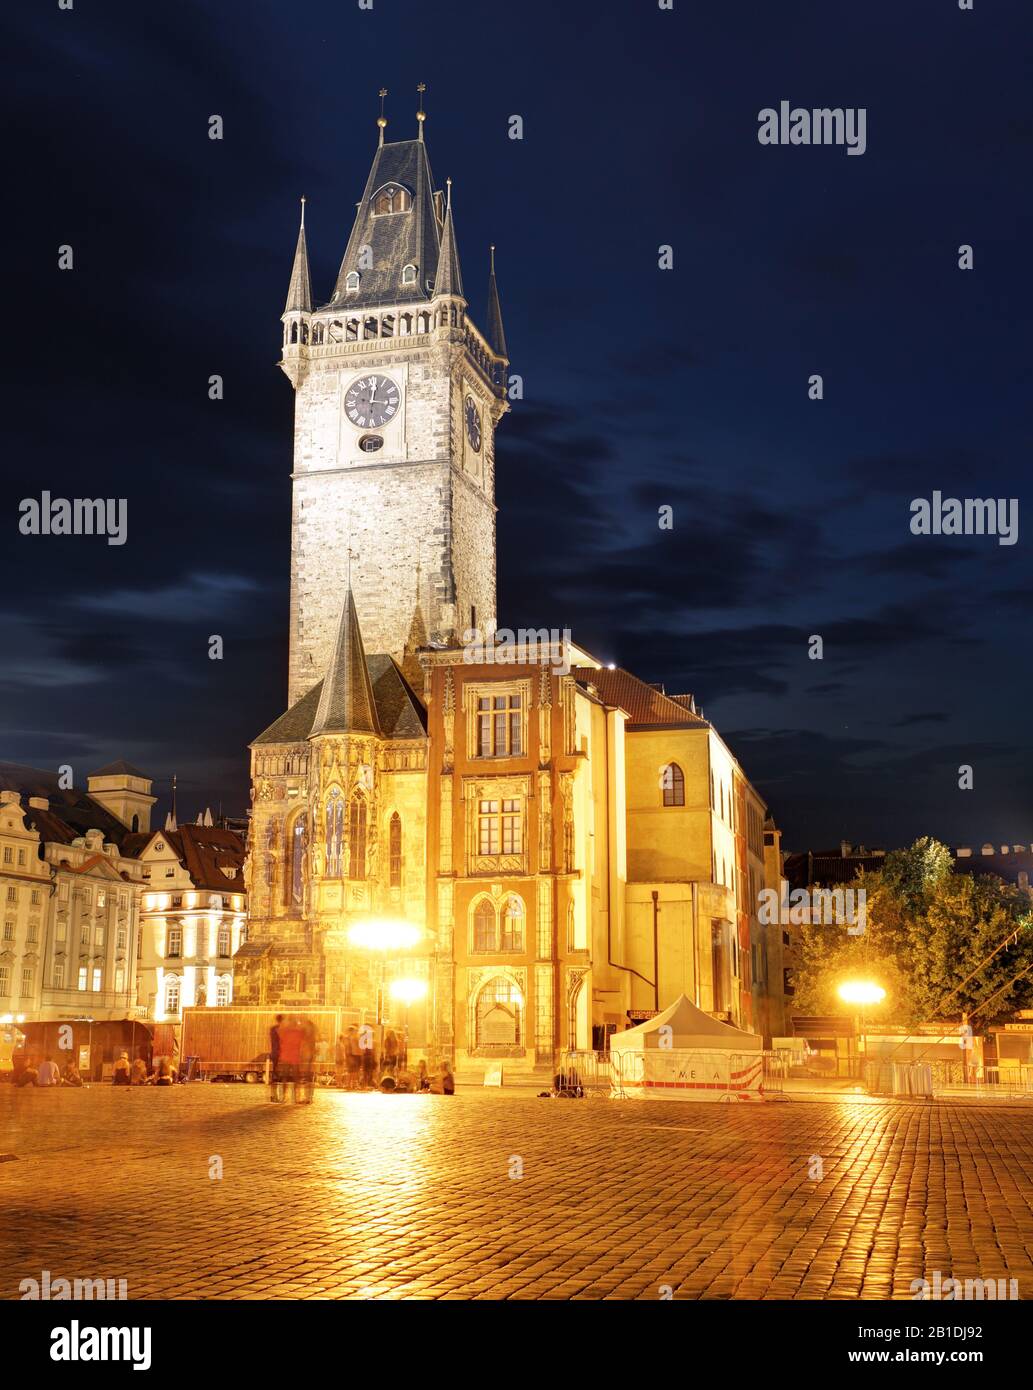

{"left": 610, "top": 994, "right": 762, "bottom": 1053}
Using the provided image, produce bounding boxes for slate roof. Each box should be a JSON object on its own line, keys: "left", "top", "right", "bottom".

{"left": 252, "top": 657, "right": 426, "bottom": 746}
{"left": 486, "top": 248, "right": 508, "bottom": 359}
{"left": 0, "top": 763, "right": 133, "bottom": 846}
{"left": 89, "top": 760, "right": 149, "bottom": 780}
{"left": 325, "top": 138, "right": 444, "bottom": 309}
{"left": 783, "top": 851, "right": 886, "bottom": 891}
{"left": 310, "top": 588, "right": 381, "bottom": 737}
{"left": 432, "top": 190, "right": 463, "bottom": 298}
{"left": 284, "top": 217, "right": 312, "bottom": 314}
{"left": 571, "top": 668, "right": 710, "bottom": 730}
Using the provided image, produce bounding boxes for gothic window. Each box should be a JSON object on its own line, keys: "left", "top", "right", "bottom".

{"left": 325, "top": 789, "right": 344, "bottom": 878}
{"left": 345, "top": 271, "right": 360, "bottom": 292}
{"left": 290, "top": 321, "right": 299, "bottom": 343}
{"left": 402, "top": 264, "right": 417, "bottom": 286}
{"left": 417, "top": 311, "right": 430, "bottom": 334}
{"left": 381, "top": 314, "right": 395, "bottom": 338}
{"left": 500, "top": 896, "right": 525, "bottom": 952}
{"left": 348, "top": 795, "right": 367, "bottom": 880}
{"left": 363, "top": 316, "right": 378, "bottom": 339}
{"left": 345, "top": 319, "right": 358, "bottom": 342}
{"left": 301, "top": 321, "right": 309, "bottom": 344}
{"left": 661, "top": 762, "right": 685, "bottom": 807}
{"left": 372, "top": 184, "right": 412, "bottom": 215}
{"left": 476, "top": 693, "right": 522, "bottom": 757}
{"left": 475, "top": 976, "right": 523, "bottom": 1047}
{"left": 288, "top": 814, "right": 306, "bottom": 907}
{"left": 473, "top": 899, "right": 496, "bottom": 951}
{"left": 400, "top": 312, "right": 413, "bottom": 334}
{"left": 388, "top": 813, "right": 402, "bottom": 888}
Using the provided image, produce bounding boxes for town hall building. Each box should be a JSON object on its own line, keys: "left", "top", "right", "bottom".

{"left": 239, "top": 104, "right": 789, "bottom": 1078}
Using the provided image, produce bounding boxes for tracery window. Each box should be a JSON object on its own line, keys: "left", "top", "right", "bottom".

{"left": 288, "top": 814, "right": 306, "bottom": 906}
{"left": 475, "top": 977, "right": 523, "bottom": 1047}
{"left": 348, "top": 795, "right": 367, "bottom": 881}
{"left": 325, "top": 789, "right": 344, "bottom": 878}
{"left": 388, "top": 813, "right": 402, "bottom": 888}
{"left": 500, "top": 896, "right": 524, "bottom": 952}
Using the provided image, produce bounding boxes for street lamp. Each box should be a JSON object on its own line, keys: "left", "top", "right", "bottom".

{"left": 837, "top": 980, "right": 886, "bottom": 1076}
{"left": 346, "top": 918, "right": 423, "bottom": 1024}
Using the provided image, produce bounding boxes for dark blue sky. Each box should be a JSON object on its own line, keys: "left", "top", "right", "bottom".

{"left": 4, "top": 0, "right": 1031, "bottom": 848}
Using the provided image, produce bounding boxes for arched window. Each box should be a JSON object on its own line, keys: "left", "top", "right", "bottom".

{"left": 165, "top": 976, "right": 180, "bottom": 1016}
{"left": 372, "top": 184, "right": 412, "bottom": 215}
{"left": 388, "top": 813, "right": 402, "bottom": 888}
{"left": 131, "top": 814, "right": 139, "bottom": 832}
{"left": 500, "top": 896, "right": 524, "bottom": 952}
{"left": 363, "top": 316, "right": 378, "bottom": 340}
{"left": 345, "top": 271, "right": 360, "bottom": 292}
{"left": 348, "top": 795, "right": 367, "bottom": 880}
{"left": 402, "top": 263, "right": 417, "bottom": 285}
{"left": 473, "top": 899, "right": 496, "bottom": 952}
{"left": 381, "top": 314, "right": 395, "bottom": 338}
{"left": 345, "top": 318, "right": 358, "bottom": 342}
{"left": 475, "top": 976, "right": 523, "bottom": 1047}
{"left": 400, "top": 312, "right": 413, "bottom": 335}
{"left": 417, "top": 311, "right": 430, "bottom": 334}
{"left": 661, "top": 762, "right": 685, "bottom": 807}
{"left": 325, "top": 789, "right": 344, "bottom": 878}
{"left": 290, "top": 321, "right": 299, "bottom": 343}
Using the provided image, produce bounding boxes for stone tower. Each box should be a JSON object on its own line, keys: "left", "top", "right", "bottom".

{"left": 280, "top": 109, "right": 510, "bottom": 702}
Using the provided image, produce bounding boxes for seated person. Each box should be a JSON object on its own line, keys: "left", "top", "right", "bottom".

{"left": 112, "top": 1052, "right": 132, "bottom": 1085}
{"left": 36, "top": 1056, "right": 60, "bottom": 1087}
{"left": 61, "top": 1061, "right": 83, "bottom": 1087}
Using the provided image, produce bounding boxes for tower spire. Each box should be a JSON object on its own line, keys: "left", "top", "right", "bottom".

{"left": 284, "top": 196, "right": 312, "bottom": 314}
{"left": 309, "top": 586, "right": 380, "bottom": 738}
{"left": 486, "top": 243, "right": 508, "bottom": 359}
{"left": 377, "top": 87, "right": 388, "bottom": 147}
{"left": 433, "top": 178, "right": 464, "bottom": 298}
{"left": 416, "top": 82, "right": 426, "bottom": 141}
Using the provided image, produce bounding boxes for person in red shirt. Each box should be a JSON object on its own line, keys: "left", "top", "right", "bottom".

{"left": 276, "top": 1015, "right": 304, "bottom": 1103}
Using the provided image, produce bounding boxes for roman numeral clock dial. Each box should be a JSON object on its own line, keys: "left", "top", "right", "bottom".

{"left": 345, "top": 373, "right": 400, "bottom": 429}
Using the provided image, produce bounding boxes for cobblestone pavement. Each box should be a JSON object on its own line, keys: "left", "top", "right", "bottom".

{"left": 3, "top": 1086, "right": 1033, "bottom": 1300}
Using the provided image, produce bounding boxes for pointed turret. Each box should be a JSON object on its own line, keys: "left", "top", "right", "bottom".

{"left": 486, "top": 244, "right": 508, "bottom": 359}
{"left": 309, "top": 587, "right": 381, "bottom": 738}
{"left": 284, "top": 197, "right": 312, "bottom": 314}
{"left": 432, "top": 178, "right": 464, "bottom": 299}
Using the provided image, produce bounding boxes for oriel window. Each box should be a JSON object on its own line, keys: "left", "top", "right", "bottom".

{"left": 476, "top": 693, "right": 522, "bottom": 757}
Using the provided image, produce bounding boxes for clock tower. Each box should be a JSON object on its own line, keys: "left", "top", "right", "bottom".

{"left": 279, "top": 106, "right": 510, "bottom": 702}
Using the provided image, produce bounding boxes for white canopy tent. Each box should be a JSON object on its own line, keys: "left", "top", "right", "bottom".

{"left": 609, "top": 995, "right": 765, "bottom": 1102}
{"left": 609, "top": 993, "right": 762, "bottom": 1055}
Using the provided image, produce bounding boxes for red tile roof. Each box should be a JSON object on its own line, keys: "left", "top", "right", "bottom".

{"left": 571, "top": 667, "right": 709, "bottom": 729}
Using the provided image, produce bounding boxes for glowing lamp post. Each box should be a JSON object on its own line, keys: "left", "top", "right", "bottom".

{"left": 837, "top": 980, "right": 886, "bottom": 1074}
{"left": 346, "top": 918, "right": 423, "bottom": 1025}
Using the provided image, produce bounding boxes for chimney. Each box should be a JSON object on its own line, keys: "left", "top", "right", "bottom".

{"left": 981, "top": 844, "right": 994, "bottom": 856}
{"left": 840, "top": 840, "right": 852, "bottom": 857}
{"left": 956, "top": 847, "right": 971, "bottom": 857}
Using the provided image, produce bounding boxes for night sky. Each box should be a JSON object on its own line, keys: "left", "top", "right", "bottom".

{"left": 5, "top": 0, "right": 1031, "bottom": 850}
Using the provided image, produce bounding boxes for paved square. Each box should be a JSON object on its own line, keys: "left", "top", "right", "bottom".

{"left": 3, "top": 1087, "right": 1032, "bottom": 1300}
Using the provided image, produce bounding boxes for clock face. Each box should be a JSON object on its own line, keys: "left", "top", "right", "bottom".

{"left": 345, "top": 374, "right": 400, "bottom": 429}
{"left": 465, "top": 395, "right": 482, "bottom": 453}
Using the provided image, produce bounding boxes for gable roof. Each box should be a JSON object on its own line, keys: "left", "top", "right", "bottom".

{"left": 326, "top": 138, "right": 443, "bottom": 309}
{"left": 571, "top": 667, "right": 710, "bottom": 730}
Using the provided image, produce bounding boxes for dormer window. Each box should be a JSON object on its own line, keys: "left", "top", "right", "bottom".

{"left": 402, "top": 263, "right": 417, "bottom": 286}
{"left": 372, "top": 183, "right": 412, "bottom": 215}
{"left": 345, "top": 271, "right": 360, "bottom": 293}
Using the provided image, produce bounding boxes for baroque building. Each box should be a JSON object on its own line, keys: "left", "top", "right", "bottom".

{"left": 242, "top": 106, "right": 785, "bottom": 1076}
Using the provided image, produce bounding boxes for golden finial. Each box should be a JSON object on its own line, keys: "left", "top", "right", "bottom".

{"left": 490, "top": 243, "right": 496, "bottom": 273}
{"left": 377, "top": 87, "right": 388, "bottom": 145}
{"left": 416, "top": 82, "right": 427, "bottom": 139}
{"left": 300, "top": 194, "right": 306, "bottom": 230}
{"left": 445, "top": 176, "right": 452, "bottom": 210}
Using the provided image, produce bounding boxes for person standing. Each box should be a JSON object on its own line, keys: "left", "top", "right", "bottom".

{"left": 277, "top": 1015, "right": 304, "bottom": 1104}
{"left": 345, "top": 1026, "right": 362, "bottom": 1090}
{"left": 298, "top": 1016, "right": 317, "bottom": 1104}
{"left": 383, "top": 1028, "right": 399, "bottom": 1078}
{"left": 360, "top": 1025, "right": 376, "bottom": 1090}
{"left": 269, "top": 1013, "right": 284, "bottom": 1103}
{"left": 334, "top": 1032, "right": 348, "bottom": 1088}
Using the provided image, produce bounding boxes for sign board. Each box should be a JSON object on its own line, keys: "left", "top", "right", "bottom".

{"left": 1003, "top": 1023, "right": 1033, "bottom": 1032}
{"left": 628, "top": 1010, "right": 659, "bottom": 1022}
{"left": 483, "top": 1064, "right": 503, "bottom": 1087}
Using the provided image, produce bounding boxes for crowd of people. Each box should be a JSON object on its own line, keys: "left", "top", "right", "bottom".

{"left": 12, "top": 1050, "right": 180, "bottom": 1087}
{"left": 268, "top": 1015, "right": 454, "bottom": 1103}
